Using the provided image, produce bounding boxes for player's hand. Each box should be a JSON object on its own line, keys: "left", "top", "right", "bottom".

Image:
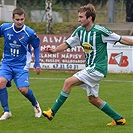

{"left": 35, "top": 66, "right": 41, "bottom": 75}
{"left": 45, "top": 46, "right": 56, "bottom": 53}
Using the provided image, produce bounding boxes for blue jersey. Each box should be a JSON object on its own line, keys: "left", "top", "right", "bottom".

{"left": 0, "top": 23, "right": 40, "bottom": 67}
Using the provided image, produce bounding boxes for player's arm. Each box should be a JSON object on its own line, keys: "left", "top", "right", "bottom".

{"left": 120, "top": 36, "right": 133, "bottom": 46}
{"left": 30, "top": 32, "right": 41, "bottom": 75}
{"left": 33, "top": 46, "right": 40, "bottom": 67}
{"left": 33, "top": 46, "right": 41, "bottom": 75}
{"left": 45, "top": 42, "right": 69, "bottom": 53}
{"left": 0, "top": 25, "right": 3, "bottom": 37}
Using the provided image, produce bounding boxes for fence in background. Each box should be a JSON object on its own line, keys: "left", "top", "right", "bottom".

{"left": 29, "top": 7, "right": 127, "bottom": 23}
{"left": 0, "top": 0, "right": 128, "bottom": 23}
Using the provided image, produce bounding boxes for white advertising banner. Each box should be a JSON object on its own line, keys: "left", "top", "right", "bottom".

{"left": 30, "top": 35, "right": 133, "bottom": 73}
{"left": 107, "top": 36, "right": 133, "bottom": 73}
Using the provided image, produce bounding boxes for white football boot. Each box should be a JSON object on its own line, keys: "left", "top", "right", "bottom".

{"left": 0, "top": 112, "right": 12, "bottom": 120}
{"left": 33, "top": 103, "right": 42, "bottom": 118}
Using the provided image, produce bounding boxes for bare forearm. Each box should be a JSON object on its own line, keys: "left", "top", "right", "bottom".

{"left": 120, "top": 37, "right": 133, "bottom": 46}
{"left": 45, "top": 42, "right": 69, "bottom": 53}
{"left": 55, "top": 43, "right": 68, "bottom": 53}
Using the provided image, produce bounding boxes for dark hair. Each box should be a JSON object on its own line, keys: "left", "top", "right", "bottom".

{"left": 12, "top": 7, "right": 26, "bottom": 18}
{"left": 78, "top": 4, "right": 96, "bottom": 22}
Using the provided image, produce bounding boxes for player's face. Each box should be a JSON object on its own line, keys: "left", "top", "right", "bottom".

{"left": 78, "top": 11, "right": 91, "bottom": 27}
{"left": 12, "top": 13, "right": 25, "bottom": 28}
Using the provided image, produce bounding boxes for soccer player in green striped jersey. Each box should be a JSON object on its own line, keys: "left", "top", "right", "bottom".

{"left": 43, "top": 4, "right": 133, "bottom": 126}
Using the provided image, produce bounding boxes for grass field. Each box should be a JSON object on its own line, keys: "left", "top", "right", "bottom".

{"left": 0, "top": 70, "right": 132, "bottom": 133}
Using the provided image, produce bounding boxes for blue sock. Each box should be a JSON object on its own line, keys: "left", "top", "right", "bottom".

{"left": 0, "top": 88, "right": 10, "bottom": 112}
{"left": 24, "top": 88, "right": 37, "bottom": 106}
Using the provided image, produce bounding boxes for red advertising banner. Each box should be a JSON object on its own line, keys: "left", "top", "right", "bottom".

{"left": 31, "top": 34, "right": 85, "bottom": 70}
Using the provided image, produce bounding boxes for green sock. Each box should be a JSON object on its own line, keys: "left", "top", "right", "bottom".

{"left": 99, "top": 101, "right": 122, "bottom": 120}
{"left": 51, "top": 90, "right": 69, "bottom": 115}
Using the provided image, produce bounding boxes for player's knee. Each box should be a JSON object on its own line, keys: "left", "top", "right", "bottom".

{"left": 64, "top": 78, "right": 72, "bottom": 89}
{"left": 63, "top": 78, "right": 73, "bottom": 92}
{"left": 19, "top": 87, "right": 28, "bottom": 95}
{"left": 0, "top": 81, "right": 6, "bottom": 89}
{"left": 64, "top": 77, "right": 73, "bottom": 86}
{"left": 64, "top": 78, "right": 69, "bottom": 85}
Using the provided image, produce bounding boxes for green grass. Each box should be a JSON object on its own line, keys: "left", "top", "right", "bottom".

{"left": 0, "top": 70, "right": 132, "bottom": 133}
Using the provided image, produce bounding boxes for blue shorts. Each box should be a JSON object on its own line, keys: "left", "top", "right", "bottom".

{"left": 0, "top": 63, "right": 30, "bottom": 88}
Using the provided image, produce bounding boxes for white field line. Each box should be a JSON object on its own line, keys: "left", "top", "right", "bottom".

{"left": 30, "top": 77, "right": 133, "bottom": 83}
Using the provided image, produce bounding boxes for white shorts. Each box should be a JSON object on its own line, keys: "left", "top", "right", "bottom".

{"left": 73, "top": 67, "right": 104, "bottom": 97}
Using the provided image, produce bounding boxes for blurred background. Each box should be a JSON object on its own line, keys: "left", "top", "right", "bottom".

{"left": 0, "top": 0, "right": 133, "bottom": 23}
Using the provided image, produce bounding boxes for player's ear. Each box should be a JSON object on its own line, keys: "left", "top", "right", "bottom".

{"left": 87, "top": 16, "right": 92, "bottom": 21}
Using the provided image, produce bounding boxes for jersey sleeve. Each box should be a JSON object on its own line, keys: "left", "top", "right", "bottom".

{"left": 30, "top": 32, "right": 40, "bottom": 48}
{"left": 102, "top": 32, "right": 121, "bottom": 44}
{"left": 94, "top": 25, "right": 121, "bottom": 45}
{"left": 0, "top": 23, "right": 12, "bottom": 37}
{"left": 65, "top": 28, "right": 81, "bottom": 48}
{"left": 0, "top": 24, "right": 4, "bottom": 37}
{"left": 33, "top": 46, "right": 40, "bottom": 67}
{"left": 29, "top": 31, "right": 40, "bottom": 67}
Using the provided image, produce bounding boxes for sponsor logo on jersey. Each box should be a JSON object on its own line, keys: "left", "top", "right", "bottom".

{"left": 19, "top": 36, "right": 24, "bottom": 40}
{"left": 13, "top": 40, "right": 17, "bottom": 44}
{"left": 109, "top": 52, "right": 128, "bottom": 67}
{"left": 7, "top": 34, "right": 13, "bottom": 40}
{"left": 9, "top": 40, "right": 21, "bottom": 48}
{"left": 82, "top": 42, "right": 93, "bottom": 53}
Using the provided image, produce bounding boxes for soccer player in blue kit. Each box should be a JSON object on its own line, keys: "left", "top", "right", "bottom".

{"left": 0, "top": 7, "right": 42, "bottom": 120}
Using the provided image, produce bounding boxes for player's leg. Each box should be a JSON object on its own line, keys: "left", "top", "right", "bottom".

{"left": 0, "top": 88, "right": 10, "bottom": 112}
{"left": 74, "top": 68, "right": 125, "bottom": 126}
{"left": 88, "top": 95, "right": 126, "bottom": 126}
{"left": 43, "top": 76, "right": 82, "bottom": 120}
{"left": 85, "top": 76, "right": 126, "bottom": 126}
{"left": 0, "top": 80, "right": 12, "bottom": 120}
{"left": 99, "top": 100, "right": 126, "bottom": 126}
{"left": 0, "top": 64, "right": 13, "bottom": 120}
{"left": 14, "top": 70, "right": 42, "bottom": 118}
{"left": 19, "top": 87, "right": 42, "bottom": 118}
{"left": 43, "top": 90, "right": 69, "bottom": 120}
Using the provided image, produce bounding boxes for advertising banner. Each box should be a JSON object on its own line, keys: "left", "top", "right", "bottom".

{"left": 31, "top": 34, "right": 86, "bottom": 70}
{"left": 107, "top": 36, "right": 133, "bottom": 73}
{"left": 30, "top": 34, "right": 133, "bottom": 73}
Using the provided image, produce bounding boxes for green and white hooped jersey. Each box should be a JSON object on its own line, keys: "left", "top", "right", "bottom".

{"left": 65, "top": 24, "right": 121, "bottom": 76}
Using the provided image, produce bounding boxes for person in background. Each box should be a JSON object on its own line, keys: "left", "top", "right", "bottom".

{"left": 126, "top": 0, "right": 133, "bottom": 22}
{"left": 131, "top": 0, "right": 133, "bottom": 22}
{"left": 43, "top": 4, "right": 133, "bottom": 126}
{"left": 130, "top": 0, "right": 133, "bottom": 35}
{"left": 0, "top": 7, "right": 42, "bottom": 120}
